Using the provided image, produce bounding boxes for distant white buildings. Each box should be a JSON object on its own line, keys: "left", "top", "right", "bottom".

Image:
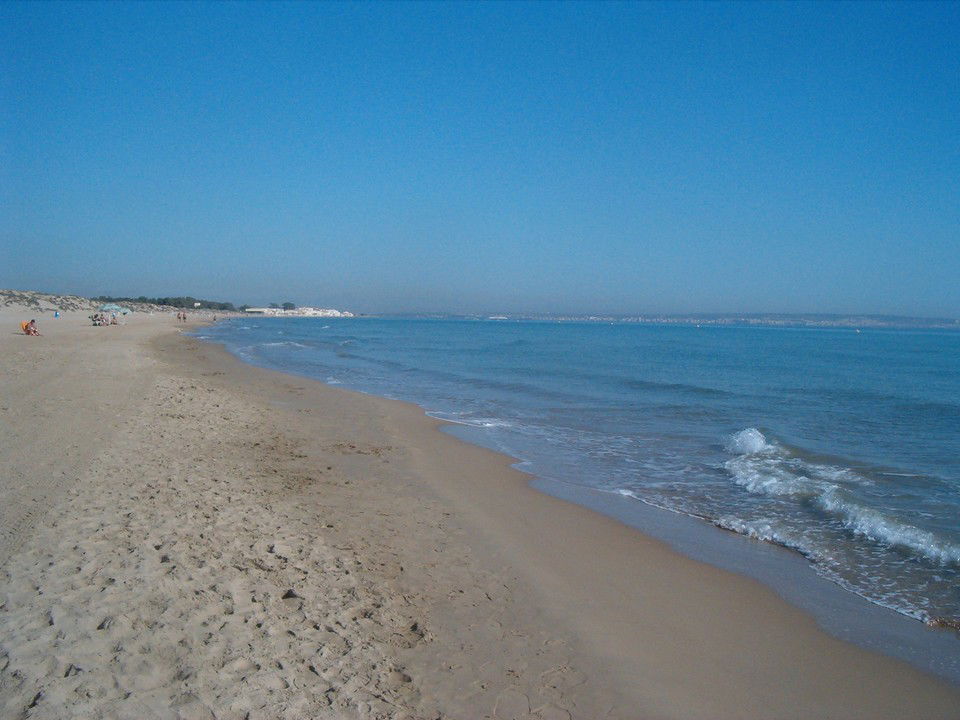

{"left": 298, "top": 307, "right": 354, "bottom": 318}
{"left": 244, "top": 306, "right": 354, "bottom": 318}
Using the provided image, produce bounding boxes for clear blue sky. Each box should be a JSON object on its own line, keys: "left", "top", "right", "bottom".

{"left": 2, "top": 2, "right": 957, "bottom": 316}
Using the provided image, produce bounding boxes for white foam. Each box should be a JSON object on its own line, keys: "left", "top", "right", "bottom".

{"left": 713, "top": 516, "right": 822, "bottom": 558}
{"left": 725, "top": 455, "right": 819, "bottom": 498}
{"left": 261, "top": 341, "right": 309, "bottom": 349}
{"left": 724, "top": 428, "right": 870, "bottom": 500}
{"left": 723, "top": 430, "right": 960, "bottom": 565}
{"left": 478, "top": 419, "right": 513, "bottom": 428}
{"left": 427, "top": 412, "right": 514, "bottom": 429}
{"left": 722, "top": 430, "right": 960, "bottom": 566}
{"left": 816, "top": 488, "right": 960, "bottom": 567}
{"left": 724, "top": 429, "right": 819, "bottom": 498}
{"left": 726, "top": 427, "right": 774, "bottom": 454}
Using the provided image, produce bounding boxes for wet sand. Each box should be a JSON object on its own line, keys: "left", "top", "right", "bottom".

{"left": 1, "top": 308, "right": 958, "bottom": 719}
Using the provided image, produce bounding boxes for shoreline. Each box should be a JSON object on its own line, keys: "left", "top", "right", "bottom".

{"left": 188, "top": 327, "right": 960, "bottom": 713}
{"left": 2, "top": 310, "right": 958, "bottom": 718}
{"left": 202, "top": 317, "right": 960, "bottom": 685}
{"left": 436, "top": 422, "right": 960, "bottom": 685}
{"left": 526, "top": 473, "right": 960, "bottom": 685}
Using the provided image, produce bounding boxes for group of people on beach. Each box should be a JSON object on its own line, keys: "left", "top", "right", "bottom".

{"left": 89, "top": 312, "right": 117, "bottom": 326}
{"left": 176, "top": 311, "right": 188, "bottom": 323}
{"left": 19, "top": 319, "right": 40, "bottom": 336}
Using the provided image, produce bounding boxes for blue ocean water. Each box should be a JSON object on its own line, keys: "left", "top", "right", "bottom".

{"left": 198, "top": 317, "right": 960, "bottom": 626}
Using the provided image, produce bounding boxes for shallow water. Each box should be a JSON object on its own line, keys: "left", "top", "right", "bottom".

{"left": 199, "top": 318, "right": 960, "bottom": 627}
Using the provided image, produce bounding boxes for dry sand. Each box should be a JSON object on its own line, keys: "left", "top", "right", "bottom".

{"left": 1, "top": 308, "right": 958, "bottom": 719}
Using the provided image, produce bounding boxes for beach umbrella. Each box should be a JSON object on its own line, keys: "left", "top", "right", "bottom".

{"left": 99, "top": 303, "right": 123, "bottom": 312}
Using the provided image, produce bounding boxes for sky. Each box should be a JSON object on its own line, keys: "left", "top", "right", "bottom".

{"left": 1, "top": 2, "right": 958, "bottom": 316}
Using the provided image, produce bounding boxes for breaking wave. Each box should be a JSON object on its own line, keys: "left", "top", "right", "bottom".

{"left": 725, "top": 428, "right": 960, "bottom": 567}
{"left": 816, "top": 487, "right": 960, "bottom": 567}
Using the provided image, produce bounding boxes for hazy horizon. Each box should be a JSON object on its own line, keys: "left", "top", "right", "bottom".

{"left": 7, "top": 287, "right": 960, "bottom": 324}
{"left": 3, "top": 3, "right": 958, "bottom": 317}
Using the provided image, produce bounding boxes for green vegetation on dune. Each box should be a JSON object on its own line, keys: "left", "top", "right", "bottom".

{"left": 94, "top": 295, "right": 238, "bottom": 311}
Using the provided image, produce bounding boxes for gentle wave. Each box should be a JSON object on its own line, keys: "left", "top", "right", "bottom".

{"left": 816, "top": 487, "right": 960, "bottom": 567}
{"left": 261, "top": 341, "right": 311, "bottom": 349}
{"left": 713, "top": 515, "right": 823, "bottom": 560}
{"left": 534, "top": 366, "right": 736, "bottom": 399}
{"left": 428, "top": 412, "right": 515, "bottom": 429}
{"left": 712, "top": 514, "right": 934, "bottom": 622}
{"left": 724, "top": 428, "right": 960, "bottom": 567}
{"left": 803, "top": 387, "right": 960, "bottom": 414}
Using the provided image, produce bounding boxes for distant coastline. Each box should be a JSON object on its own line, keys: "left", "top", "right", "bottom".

{"left": 379, "top": 312, "right": 960, "bottom": 330}
{"left": 3, "top": 289, "right": 954, "bottom": 329}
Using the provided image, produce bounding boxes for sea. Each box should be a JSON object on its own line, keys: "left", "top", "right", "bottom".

{"left": 196, "top": 317, "right": 960, "bottom": 677}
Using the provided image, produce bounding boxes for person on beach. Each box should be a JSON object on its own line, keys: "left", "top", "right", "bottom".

{"left": 21, "top": 319, "right": 40, "bottom": 336}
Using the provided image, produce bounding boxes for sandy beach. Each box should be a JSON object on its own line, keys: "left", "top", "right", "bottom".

{"left": 1, "top": 308, "right": 958, "bottom": 719}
